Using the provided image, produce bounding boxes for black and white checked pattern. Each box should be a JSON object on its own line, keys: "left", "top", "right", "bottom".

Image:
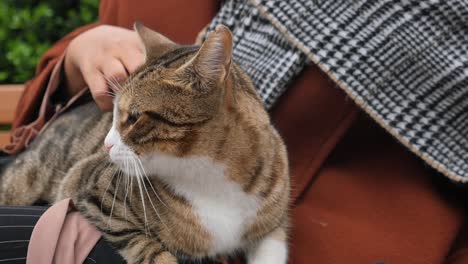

{"left": 204, "top": 0, "right": 308, "bottom": 109}
{"left": 205, "top": 0, "right": 468, "bottom": 182}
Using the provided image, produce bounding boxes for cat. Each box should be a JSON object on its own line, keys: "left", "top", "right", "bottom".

{"left": 0, "top": 23, "right": 290, "bottom": 264}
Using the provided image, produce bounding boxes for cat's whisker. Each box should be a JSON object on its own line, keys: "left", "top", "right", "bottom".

{"left": 109, "top": 75, "right": 124, "bottom": 92}
{"left": 101, "top": 84, "right": 117, "bottom": 93}
{"left": 103, "top": 75, "right": 123, "bottom": 95}
{"left": 107, "top": 169, "right": 123, "bottom": 228}
{"left": 129, "top": 168, "right": 134, "bottom": 203}
{"left": 105, "top": 83, "right": 119, "bottom": 94}
{"left": 101, "top": 163, "right": 119, "bottom": 214}
{"left": 111, "top": 76, "right": 123, "bottom": 91}
{"left": 102, "top": 91, "right": 117, "bottom": 98}
{"left": 104, "top": 89, "right": 117, "bottom": 94}
{"left": 103, "top": 74, "right": 117, "bottom": 87}
{"left": 133, "top": 158, "right": 158, "bottom": 237}
{"left": 131, "top": 156, "right": 150, "bottom": 237}
{"left": 124, "top": 155, "right": 134, "bottom": 223}
{"left": 109, "top": 80, "right": 120, "bottom": 92}
{"left": 133, "top": 157, "right": 170, "bottom": 232}
{"left": 135, "top": 157, "right": 169, "bottom": 209}
{"left": 123, "top": 169, "right": 129, "bottom": 222}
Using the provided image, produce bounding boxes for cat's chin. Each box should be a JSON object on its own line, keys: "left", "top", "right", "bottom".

{"left": 107, "top": 142, "right": 146, "bottom": 177}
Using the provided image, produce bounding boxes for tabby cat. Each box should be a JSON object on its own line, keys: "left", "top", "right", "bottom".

{"left": 0, "top": 23, "right": 290, "bottom": 264}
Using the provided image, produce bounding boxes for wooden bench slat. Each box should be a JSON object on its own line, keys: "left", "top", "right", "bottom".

{"left": 0, "top": 84, "right": 24, "bottom": 124}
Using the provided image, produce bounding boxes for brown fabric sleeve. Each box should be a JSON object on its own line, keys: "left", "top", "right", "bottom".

{"left": 446, "top": 221, "right": 468, "bottom": 263}
{"left": 98, "top": 0, "right": 220, "bottom": 44}
{"left": 13, "top": 23, "right": 99, "bottom": 129}
{"left": 4, "top": 23, "right": 99, "bottom": 154}
{"left": 288, "top": 114, "right": 465, "bottom": 263}
{"left": 271, "top": 65, "right": 358, "bottom": 201}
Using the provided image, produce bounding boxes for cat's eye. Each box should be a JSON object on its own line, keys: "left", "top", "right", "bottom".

{"left": 126, "top": 113, "right": 140, "bottom": 125}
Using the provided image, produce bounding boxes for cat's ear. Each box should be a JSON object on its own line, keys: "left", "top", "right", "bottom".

{"left": 134, "top": 21, "right": 176, "bottom": 60}
{"left": 188, "top": 25, "right": 233, "bottom": 84}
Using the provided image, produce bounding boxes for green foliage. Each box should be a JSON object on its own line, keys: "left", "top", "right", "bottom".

{"left": 0, "top": 0, "right": 99, "bottom": 83}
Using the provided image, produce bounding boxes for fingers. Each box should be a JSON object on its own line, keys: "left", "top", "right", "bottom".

{"left": 116, "top": 46, "right": 145, "bottom": 74}
{"left": 64, "top": 25, "right": 148, "bottom": 110}
{"left": 82, "top": 69, "right": 113, "bottom": 111}
{"left": 76, "top": 33, "right": 143, "bottom": 112}
{"left": 101, "top": 58, "right": 128, "bottom": 90}
{"left": 93, "top": 48, "right": 144, "bottom": 112}
{"left": 82, "top": 59, "right": 127, "bottom": 112}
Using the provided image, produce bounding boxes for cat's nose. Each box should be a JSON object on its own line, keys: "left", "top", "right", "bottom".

{"left": 104, "top": 144, "right": 113, "bottom": 153}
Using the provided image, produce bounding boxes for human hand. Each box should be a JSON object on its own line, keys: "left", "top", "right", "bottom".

{"left": 64, "top": 25, "right": 145, "bottom": 111}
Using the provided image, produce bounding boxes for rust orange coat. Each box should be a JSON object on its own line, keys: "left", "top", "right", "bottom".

{"left": 8, "top": 1, "right": 468, "bottom": 263}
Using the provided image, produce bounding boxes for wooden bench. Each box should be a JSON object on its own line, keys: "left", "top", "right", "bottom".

{"left": 0, "top": 85, "right": 24, "bottom": 148}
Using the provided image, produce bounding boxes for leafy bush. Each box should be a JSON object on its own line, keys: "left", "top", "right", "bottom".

{"left": 0, "top": 0, "right": 99, "bottom": 83}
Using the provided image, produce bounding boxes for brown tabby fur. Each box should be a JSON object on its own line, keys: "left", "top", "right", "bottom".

{"left": 0, "top": 24, "right": 290, "bottom": 263}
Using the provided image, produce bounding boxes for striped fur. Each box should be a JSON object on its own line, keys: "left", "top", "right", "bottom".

{"left": 0, "top": 24, "right": 290, "bottom": 264}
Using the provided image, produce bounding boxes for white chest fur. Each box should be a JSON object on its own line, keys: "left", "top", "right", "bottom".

{"left": 140, "top": 153, "right": 260, "bottom": 255}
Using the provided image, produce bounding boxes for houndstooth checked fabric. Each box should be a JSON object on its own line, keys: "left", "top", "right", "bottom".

{"left": 205, "top": 0, "right": 468, "bottom": 182}
{"left": 204, "top": 1, "right": 309, "bottom": 109}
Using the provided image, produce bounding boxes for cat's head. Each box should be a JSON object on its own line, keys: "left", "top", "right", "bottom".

{"left": 104, "top": 22, "right": 250, "bottom": 175}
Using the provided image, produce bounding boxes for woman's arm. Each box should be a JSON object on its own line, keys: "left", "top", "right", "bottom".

{"left": 12, "top": 23, "right": 99, "bottom": 131}
{"left": 63, "top": 25, "right": 145, "bottom": 111}
{"left": 6, "top": 24, "right": 145, "bottom": 155}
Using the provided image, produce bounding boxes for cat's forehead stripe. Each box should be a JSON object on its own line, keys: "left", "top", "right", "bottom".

{"left": 159, "top": 46, "right": 199, "bottom": 66}
{"left": 132, "top": 46, "right": 199, "bottom": 82}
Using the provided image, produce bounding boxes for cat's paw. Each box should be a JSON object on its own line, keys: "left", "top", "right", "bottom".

{"left": 247, "top": 238, "right": 288, "bottom": 264}
{"left": 248, "top": 253, "right": 287, "bottom": 264}
{"left": 152, "top": 251, "right": 178, "bottom": 264}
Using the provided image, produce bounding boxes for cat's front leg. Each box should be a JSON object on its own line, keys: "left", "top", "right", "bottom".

{"left": 247, "top": 227, "right": 288, "bottom": 264}
{"left": 106, "top": 232, "right": 177, "bottom": 264}
{"left": 77, "top": 198, "right": 177, "bottom": 263}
